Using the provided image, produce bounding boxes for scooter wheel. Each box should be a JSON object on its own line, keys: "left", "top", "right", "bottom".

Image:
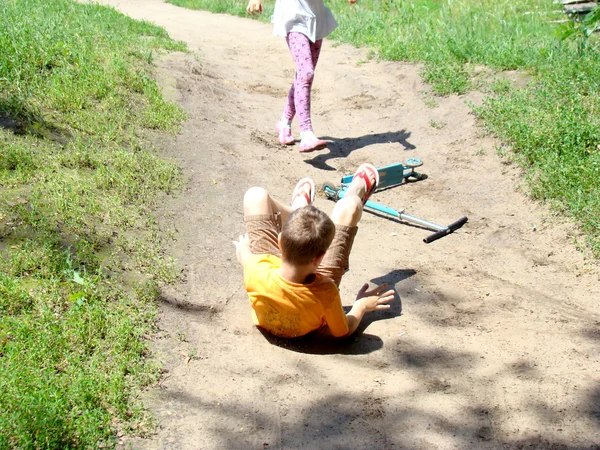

{"left": 404, "top": 157, "right": 423, "bottom": 168}
{"left": 322, "top": 182, "right": 340, "bottom": 201}
{"left": 406, "top": 173, "right": 425, "bottom": 182}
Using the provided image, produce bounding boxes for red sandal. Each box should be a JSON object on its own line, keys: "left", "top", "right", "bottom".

{"left": 291, "top": 177, "right": 315, "bottom": 207}
{"left": 352, "top": 163, "right": 379, "bottom": 205}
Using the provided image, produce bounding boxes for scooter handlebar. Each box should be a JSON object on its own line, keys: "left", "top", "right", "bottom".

{"left": 423, "top": 216, "right": 468, "bottom": 244}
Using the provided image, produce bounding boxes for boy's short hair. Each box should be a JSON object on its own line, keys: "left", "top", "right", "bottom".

{"left": 280, "top": 205, "right": 335, "bottom": 265}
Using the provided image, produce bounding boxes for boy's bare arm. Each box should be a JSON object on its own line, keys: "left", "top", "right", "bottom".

{"left": 345, "top": 283, "right": 394, "bottom": 336}
{"left": 233, "top": 234, "right": 252, "bottom": 266}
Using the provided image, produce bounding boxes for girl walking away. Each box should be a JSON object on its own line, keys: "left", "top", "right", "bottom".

{"left": 247, "top": 0, "right": 348, "bottom": 152}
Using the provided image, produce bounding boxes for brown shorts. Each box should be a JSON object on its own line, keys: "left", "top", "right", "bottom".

{"left": 244, "top": 213, "right": 358, "bottom": 287}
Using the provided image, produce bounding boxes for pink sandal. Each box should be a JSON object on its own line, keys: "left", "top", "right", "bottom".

{"left": 352, "top": 163, "right": 379, "bottom": 204}
{"left": 299, "top": 137, "right": 327, "bottom": 153}
{"left": 276, "top": 122, "right": 295, "bottom": 145}
{"left": 291, "top": 177, "right": 315, "bottom": 207}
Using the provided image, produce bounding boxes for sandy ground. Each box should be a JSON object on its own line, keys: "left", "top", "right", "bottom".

{"left": 93, "top": 1, "right": 600, "bottom": 448}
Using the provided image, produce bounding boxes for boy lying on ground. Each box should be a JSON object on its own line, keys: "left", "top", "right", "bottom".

{"left": 233, "top": 163, "right": 394, "bottom": 338}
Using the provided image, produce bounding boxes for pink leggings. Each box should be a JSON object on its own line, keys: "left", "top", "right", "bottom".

{"left": 283, "top": 32, "right": 323, "bottom": 133}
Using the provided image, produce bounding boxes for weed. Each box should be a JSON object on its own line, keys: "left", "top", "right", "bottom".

{"left": 420, "top": 90, "right": 439, "bottom": 108}
{"left": 429, "top": 119, "right": 447, "bottom": 130}
{"left": 176, "top": 331, "right": 189, "bottom": 342}
{"left": 488, "top": 78, "right": 512, "bottom": 95}
{"left": 560, "top": 5, "right": 600, "bottom": 53}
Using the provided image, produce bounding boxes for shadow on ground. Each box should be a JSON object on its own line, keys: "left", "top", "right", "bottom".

{"left": 254, "top": 268, "right": 415, "bottom": 354}
{"left": 151, "top": 349, "right": 600, "bottom": 449}
{"left": 159, "top": 289, "right": 222, "bottom": 318}
{"left": 258, "top": 328, "right": 385, "bottom": 355}
{"left": 304, "top": 129, "right": 416, "bottom": 171}
{"left": 149, "top": 268, "right": 600, "bottom": 449}
{"left": 0, "top": 110, "right": 71, "bottom": 145}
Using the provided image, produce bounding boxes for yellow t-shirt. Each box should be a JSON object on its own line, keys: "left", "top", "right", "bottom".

{"left": 243, "top": 254, "right": 349, "bottom": 338}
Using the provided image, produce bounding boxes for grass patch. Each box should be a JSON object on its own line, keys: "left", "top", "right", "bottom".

{"left": 1, "top": 0, "right": 187, "bottom": 447}
{"left": 168, "top": 0, "right": 600, "bottom": 255}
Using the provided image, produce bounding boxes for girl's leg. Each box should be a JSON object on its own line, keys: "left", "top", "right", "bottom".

{"left": 282, "top": 36, "right": 323, "bottom": 126}
{"left": 310, "top": 39, "right": 323, "bottom": 73}
{"left": 277, "top": 35, "right": 304, "bottom": 145}
{"left": 281, "top": 33, "right": 327, "bottom": 151}
{"left": 284, "top": 32, "right": 321, "bottom": 132}
{"left": 282, "top": 83, "right": 295, "bottom": 125}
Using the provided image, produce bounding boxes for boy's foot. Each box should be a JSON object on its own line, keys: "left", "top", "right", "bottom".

{"left": 291, "top": 177, "right": 315, "bottom": 208}
{"left": 276, "top": 122, "right": 295, "bottom": 145}
{"left": 352, "top": 163, "right": 379, "bottom": 204}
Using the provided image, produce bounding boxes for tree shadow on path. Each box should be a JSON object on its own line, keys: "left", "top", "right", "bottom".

{"left": 154, "top": 354, "right": 600, "bottom": 449}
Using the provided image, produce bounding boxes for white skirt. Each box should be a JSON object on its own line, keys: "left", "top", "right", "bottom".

{"left": 271, "top": 0, "right": 338, "bottom": 43}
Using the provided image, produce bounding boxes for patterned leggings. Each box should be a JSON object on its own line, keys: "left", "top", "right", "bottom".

{"left": 283, "top": 32, "right": 323, "bottom": 132}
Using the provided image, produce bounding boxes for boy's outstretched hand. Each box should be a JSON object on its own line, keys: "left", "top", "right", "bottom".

{"left": 344, "top": 283, "right": 395, "bottom": 336}
{"left": 355, "top": 283, "right": 394, "bottom": 312}
{"left": 233, "top": 234, "right": 251, "bottom": 265}
{"left": 246, "top": 0, "right": 263, "bottom": 14}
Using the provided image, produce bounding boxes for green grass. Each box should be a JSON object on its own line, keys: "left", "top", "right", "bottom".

{"left": 0, "top": 0, "right": 186, "bottom": 448}
{"left": 168, "top": 0, "right": 600, "bottom": 255}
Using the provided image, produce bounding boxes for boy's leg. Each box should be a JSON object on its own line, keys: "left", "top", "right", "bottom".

{"left": 317, "top": 164, "right": 379, "bottom": 286}
{"left": 244, "top": 187, "right": 292, "bottom": 257}
{"left": 243, "top": 180, "right": 315, "bottom": 255}
{"left": 244, "top": 187, "right": 293, "bottom": 219}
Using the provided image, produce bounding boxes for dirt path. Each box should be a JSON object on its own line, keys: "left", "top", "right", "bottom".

{"left": 95, "top": 1, "right": 599, "bottom": 448}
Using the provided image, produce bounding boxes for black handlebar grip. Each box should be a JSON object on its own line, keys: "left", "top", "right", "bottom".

{"left": 423, "top": 216, "right": 468, "bottom": 244}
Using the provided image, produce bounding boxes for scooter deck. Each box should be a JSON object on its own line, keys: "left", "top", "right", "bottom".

{"left": 340, "top": 163, "right": 421, "bottom": 190}
{"left": 329, "top": 160, "right": 467, "bottom": 243}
